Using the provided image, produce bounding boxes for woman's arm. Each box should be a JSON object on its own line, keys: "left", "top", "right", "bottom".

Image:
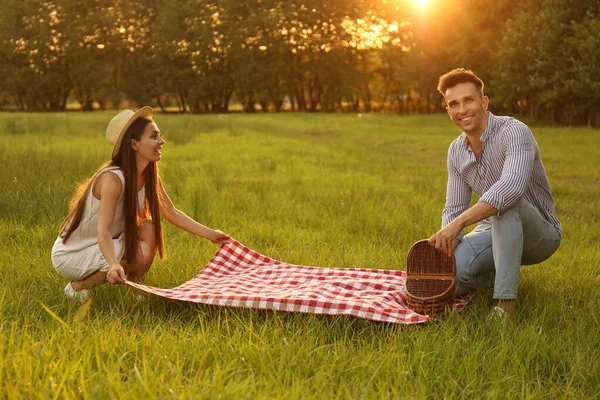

{"left": 158, "top": 177, "right": 230, "bottom": 244}
{"left": 95, "top": 172, "right": 127, "bottom": 284}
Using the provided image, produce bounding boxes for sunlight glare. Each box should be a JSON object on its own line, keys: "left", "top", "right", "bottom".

{"left": 414, "top": 0, "right": 431, "bottom": 7}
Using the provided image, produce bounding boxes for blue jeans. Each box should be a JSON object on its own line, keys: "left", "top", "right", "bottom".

{"left": 454, "top": 199, "right": 561, "bottom": 300}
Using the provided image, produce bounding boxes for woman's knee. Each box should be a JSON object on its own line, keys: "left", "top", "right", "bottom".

{"left": 138, "top": 219, "right": 157, "bottom": 254}
{"left": 139, "top": 218, "right": 155, "bottom": 240}
{"left": 138, "top": 242, "right": 156, "bottom": 269}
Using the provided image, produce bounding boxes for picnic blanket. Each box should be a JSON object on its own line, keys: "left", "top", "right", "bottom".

{"left": 125, "top": 239, "right": 467, "bottom": 324}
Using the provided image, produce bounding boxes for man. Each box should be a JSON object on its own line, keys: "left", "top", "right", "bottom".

{"left": 428, "top": 68, "right": 561, "bottom": 315}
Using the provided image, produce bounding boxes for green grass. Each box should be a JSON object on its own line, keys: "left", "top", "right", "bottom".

{"left": 1, "top": 112, "right": 599, "bottom": 399}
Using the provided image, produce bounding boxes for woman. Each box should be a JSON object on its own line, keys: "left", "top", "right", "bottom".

{"left": 51, "top": 107, "right": 230, "bottom": 302}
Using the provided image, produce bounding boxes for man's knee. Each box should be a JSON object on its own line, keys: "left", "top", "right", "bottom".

{"left": 490, "top": 199, "right": 537, "bottom": 226}
{"left": 454, "top": 253, "right": 477, "bottom": 297}
{"left": 491, "top": 204, "right": 520, "bottom": 225}
{"left": 453, "top": 234, "right": 494, "bottom": 285}
{"left": 454, "top": 242, "right": 475, "bottom": 283}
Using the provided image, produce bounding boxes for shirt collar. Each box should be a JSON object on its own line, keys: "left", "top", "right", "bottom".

{"left": 459, "top": 133, "right": 469, "bottom": 149}
{"left": 480, "top": 112, "right": 496, "bottom": 142}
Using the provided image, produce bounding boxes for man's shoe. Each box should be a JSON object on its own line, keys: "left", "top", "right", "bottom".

{"left": 488, "top": 305, "right": 508, "bottom": 321}
{"left": 64, "top": 282, "right": 90, "bottom": 304}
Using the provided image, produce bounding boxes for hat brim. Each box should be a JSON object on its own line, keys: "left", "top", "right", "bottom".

{"left": 112, "top": 106, "right": 154, "bottom": 158}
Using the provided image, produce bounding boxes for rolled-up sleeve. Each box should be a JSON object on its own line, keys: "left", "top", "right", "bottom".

{"left": 478, "top": 123, "right": 535, "bottom": 213}
{"left": 442, "top": 142, "right": 471, "bottom": 241}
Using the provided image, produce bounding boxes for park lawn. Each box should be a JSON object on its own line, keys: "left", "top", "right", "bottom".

{"left": 0, "top": 112, "right": 598, "bottom": 399}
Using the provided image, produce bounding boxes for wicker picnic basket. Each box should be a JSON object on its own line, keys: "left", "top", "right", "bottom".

{"left": 404, "top": 240, "right": 456, "bottom": 316}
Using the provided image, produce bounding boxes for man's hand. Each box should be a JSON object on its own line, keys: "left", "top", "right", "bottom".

{"left": 107, "top": 264, "right": 126, "bottom": 285}
{"left": 428, "top": 221, "right": 462, "bottom": 257}
{"left": 209, "top": 229, "right": 231, "bottom": 244}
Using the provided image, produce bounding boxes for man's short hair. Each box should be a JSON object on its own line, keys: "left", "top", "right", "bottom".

{"left": 437, "top": 68, "right": 485, "bottom": 98}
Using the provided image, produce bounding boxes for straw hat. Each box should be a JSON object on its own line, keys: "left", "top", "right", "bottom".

{"left": 106, "top": 106, "right": 153, "bottom": 158}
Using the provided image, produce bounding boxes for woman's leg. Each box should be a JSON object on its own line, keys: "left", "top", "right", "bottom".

{"left": 71, "top": 271, "right": 107, "bottom": 291}
{"left": 124, "top": 218, "right": 157, "bottom": 283}
{"left": 54, "top": 239, "right": 119, "bottom": 292}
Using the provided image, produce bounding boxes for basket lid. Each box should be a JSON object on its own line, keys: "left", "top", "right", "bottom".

{"left": 406, "top": 240, "right": 456, "bottom": 277}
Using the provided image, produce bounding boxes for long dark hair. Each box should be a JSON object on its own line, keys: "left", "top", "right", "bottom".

{"left": 59, "top": 117, "right": 165, "bottom": 265}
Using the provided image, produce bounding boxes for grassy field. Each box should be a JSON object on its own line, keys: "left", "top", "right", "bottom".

{"left": 0, "top": 112, "right": 599, "bottom": 399}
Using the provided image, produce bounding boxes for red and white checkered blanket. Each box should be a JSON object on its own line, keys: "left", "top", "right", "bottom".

{"left": 126, "top": 239, "right": 467, "bottom": 324}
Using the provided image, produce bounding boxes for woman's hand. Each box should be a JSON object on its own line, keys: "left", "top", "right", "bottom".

{"left": 209, "top": 229, "right": 231, "bottom": 244}
{"left": 107, "top": 263, "right": 126, "bottom": 285}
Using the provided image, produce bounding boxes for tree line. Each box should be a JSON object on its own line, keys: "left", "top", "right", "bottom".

{"left": 0, "top": 0, "right": 599, "bottom": 126}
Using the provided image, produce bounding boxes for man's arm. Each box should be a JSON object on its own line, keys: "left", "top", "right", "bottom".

{"left": 478, "top": 122, "right": 535, "bottom": 212}
{"left": 430, "top": 122, "right": 536, "bottom": 256}
{"left": 429, "top": 202, "right": 498, "bottom": 257}
{"left": 431, "top": 143, "right": 473, "bottom": 256}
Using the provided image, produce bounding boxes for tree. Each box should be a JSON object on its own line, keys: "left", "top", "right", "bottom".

{"left": 492, "top": 0, "right": 600, "bottom": 124}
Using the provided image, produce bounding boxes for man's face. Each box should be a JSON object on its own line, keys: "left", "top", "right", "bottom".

{"left": 445, "top": 82, "right": 489, "bottom": 136}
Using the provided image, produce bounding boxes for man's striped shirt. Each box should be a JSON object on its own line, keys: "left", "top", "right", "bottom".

{"left": 442, "top": 112, "right": 561, "bottom": 239}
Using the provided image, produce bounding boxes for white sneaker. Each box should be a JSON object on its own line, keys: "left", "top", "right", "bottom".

{"left": 64, "top": 282, "right": 90, "bottom": 304}
{"left": 488, "top": 306, "right": 507, "bottom": 321}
